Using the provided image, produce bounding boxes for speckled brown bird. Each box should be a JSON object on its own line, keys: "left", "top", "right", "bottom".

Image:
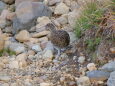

{"left": 46, "top": 23, "right": 70, "bottom": 59}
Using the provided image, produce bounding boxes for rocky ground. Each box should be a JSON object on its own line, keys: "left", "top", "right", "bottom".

{"left": 0, "top": 0, "right": 115, "bottom": 86}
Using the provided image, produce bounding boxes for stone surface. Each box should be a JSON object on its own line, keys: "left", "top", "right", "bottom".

{"left": 68, "top": 10, "right": 81, "bottom": 28}
{"left": 68, "top": 32, "right": 77, "bottom": 43}
{"left": 78, "top": 56, "right": 85, "bottom": 64}
{"left": 15, "top": 30, "right": 30, "bottom": 42}
{"left": 32, "top": 31, "right": 50, "bottom": 38}
{"left": 36, "top": 16, "right": 51, "bottom": 32}
{"left": 9, "top": 43, "right": 26, "bottom": 54}
{"left": 54, "top": 3, "right": 69, "bottom": 15}
{"left": 0, "top": 1, "right": 7, "bottom": 14}
{"left": 13, "top": 1, "right": 52, "bottom": 34}
{"left": 0, "top": 36, "right": 5, "bottom": 51}
{"left": 48, "top": 0, "right": 61, "bottom": 6}
{"left": 1, "top": 0, "right": 15, "bottom": 4}
{"left": 56, "top": 14, "right": 68, "bottom": 25}
{"left": 0, "top": 17, "right": 7, "bottom": 28}
{"left": 9, "top": 60, "right": 19, "bottom": 69}
{"left": 15, "top": 0, "right": 43, "bottom": 7}
{"left": 0, "top": 75, "right": 11, "bottom": 82}
{"left": 107, "top": 71, "right": 115, "bottom": 86}
{"left": 40, "top": 82, "right": 53, "bottom": 86}
{"left": 87, "top": 63, "right": 97, "bottom": 71}
{"left": 101, "top": 61, "right": 115, "bottom": 72}
{"left": 32, "top": 44, "right": 42, "bottom": 52}
{"left": 77, "top": 76, "right": 91, "bottom": 86}
{"left": 87, "top": 70, "right": 110, "bottom": 82}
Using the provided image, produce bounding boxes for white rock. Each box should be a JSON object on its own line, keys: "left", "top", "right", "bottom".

{"left": 1, "top": 83, "right": 9, "bottom": 86}
{"left": 68, "top": 32, "right": 77, "bottom": 43}
{"left": 78, "top": 56, "right": 85, "bottom": 64}
{"left": 0, "top": 17, "right": 7, "bottom": 28}
{"left": 9, "top": 60, "right": 19, "bottom": 69}
{"left": 54, "top": 3, "right": 69, "bottom": 15}
{"left": 32, "top": 44, "right": 42, "bottom": 52}
{"left": 77, "top": 76, "right": 91, "bottom": 86}
{"left": 48, "top": 0, "right": 61, "bottom": 6}
{"left": 87, "top": 63, "right": 97, "bottom": 71}
{"left": 43, "top": 50, "right": 53, "bottom": 59}
{"left": 40, "top": 82, "right": 53, "bottom": 86}
{"left": 16, "top": 53, "right": 27, "bottom": 61}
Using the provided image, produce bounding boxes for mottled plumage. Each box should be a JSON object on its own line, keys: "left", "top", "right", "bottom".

{"left": 46, "top": 23, "right": 70, "bottom": 59}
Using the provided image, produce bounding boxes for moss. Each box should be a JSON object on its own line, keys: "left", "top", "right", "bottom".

{"left": 0, "top": 49, "right": 16, "bottom": 57}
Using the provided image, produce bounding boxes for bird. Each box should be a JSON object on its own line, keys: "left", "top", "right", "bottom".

{"left": 45, "top": 23, "right": 70, "bottom": 59}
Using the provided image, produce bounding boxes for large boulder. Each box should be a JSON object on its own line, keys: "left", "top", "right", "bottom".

{"left": 15, "top": 0, "right": 43, "bottom": 7}
{"left": 13, "top": 1, "right": 52, "bottom": 34}
{"left": 0, "top": 1, "right": 7, "bottom": 14}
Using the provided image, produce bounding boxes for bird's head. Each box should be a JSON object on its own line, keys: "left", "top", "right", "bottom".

{"left": 45, "top": 23, "right": 56, "bottom": 32}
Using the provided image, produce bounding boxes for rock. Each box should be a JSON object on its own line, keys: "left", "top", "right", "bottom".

{"left": 107, "top": 71, "right": 115, "bottom": 86}
{"left": 56, "top": 14, "right": 68, "bottom": 25}
{"left": 110, "top": 47, "right": 115, "bottom": 54}
{"left": 1, "top": 0, "right": 15, "bottom": 4}
{"left": 43, "top": 41, "right": 54, "bottom": 59}
{"left": 32, "top": 44, "right": 42, "bottom": 52}
{"left": 1, "top": 83, "right": 9, "bottom": 86}
{"left": 3, "top": 26, "right": 12, "bottom": 33}
{"left": 40, "top": 82, "right": 53, "bottom": 86}
{"left": 0, "top": 1, "right": 7, "bottom": 14}
{"left": 0, "top": 9, "right": 10, "bottom": 19}
{"left": 29, "top": 38, "right": 39, "bottom": 43}
{"left": 38, "top": 37, "right": 48, "bottom": 42}
{"left": 78, "top": 56, "right": 85, "bottom": 64}
{"left": 87, "top": 70, "right": 110, "bottom": 82}
{"left": 36, "top": 16, "right": 51, "bottom": 32}
{"left": 54, "top": 3, "right": 69, "bottom": 15}
{"left": 13, "top": 1, "right": 52, "bottom": 34}
{"left": 9, "top": 43, "right": 26, "bottom": 54}
{"left": 0, "top": 36, "right": 5, "bottom": 51}
{"left": 15, "top": 0, "right": 43, "bottom": 7}
{"left": 32, "top": 31, "right": 50, "bottom": 38}
{"left": 77, "top": 76, "right": 91, "bottom": 86}
{"left": 0, "top": 75, "right": 11, "bottom": 82}
{"left": 68, "top": 10, "right": 81, "bottom": 28}
{"left": 101, "top": 61, "right": 115, "bottom": 72}
{"left": 0, "top": 17, "right": 7, "bottom": 28}
{"left": 87, "top": 63, "right": 97, "bottom": 71}
{"left": 16, "top": 53, "right": 27, "bottom": 61}
{"left": 43, "top": 50, "right": 53, "bottom": 59}
{"left": 68, "top": 32, "right": 77, "bottom": 43}
{"left": 9, "top": 60, "right": 19, "bottom": 69}
{"left": 15, "top": 30, "right": 30, "bottom": 42}
{"left": 0, "top": 62, "right": 5, "bottom": 70}
{"left": 6, "top": 12, "right": 16, "bottom": 21}
{"left": 48, "top": 0, "right": 61, "bottom": 6}
{"left": 27, "top": 50, "right": 35, "bottom": 56}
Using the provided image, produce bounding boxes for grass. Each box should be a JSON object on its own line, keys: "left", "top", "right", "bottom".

{"left": 85, "top": 37, "right": 101, "bottom": 52}
{"left": 75, "top": 1, "right": 105, "bottom": 38}
{"left": 0, "top": 49, "right": 16, "bottom": 57}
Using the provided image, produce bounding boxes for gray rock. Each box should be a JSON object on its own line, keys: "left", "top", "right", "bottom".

{"left": 0, "top": 18, "right": 7, "bottom": 28}
{"left": 101, "top": 61, "right": 115, "bottom": 72}
{"left": 13, "top": 1, "right": 52, "bottom": 34}
{"left": 48, "top": 0, "right": 61, "bottom": 6}
{"left": 9, "top": 43, "right": 26, "bottom": 54}
{"left": 87, "top": 70, "right": 110, "bottom": 81}
{"left": 32, "top": 44, "right": 42, "bottom": 52}
{"left": 107, "top": 71, "right": 115, "bottom": 86}
{"left": 68, "top": 32, "right": 77, "bottom": 43}
{"left": 0, "top": 1, "right": 7, "bottom": 14}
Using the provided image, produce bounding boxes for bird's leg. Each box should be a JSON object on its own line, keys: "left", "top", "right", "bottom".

{"left": 54, "top": 47, "right": 61, "bottom": 60}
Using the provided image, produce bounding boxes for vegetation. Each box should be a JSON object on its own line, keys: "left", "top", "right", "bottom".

{"left": 0, "top": 48, "right": 16, "bottom": 56}
{"left": 74, "top": 0, "right": 115, "bottom": 61}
